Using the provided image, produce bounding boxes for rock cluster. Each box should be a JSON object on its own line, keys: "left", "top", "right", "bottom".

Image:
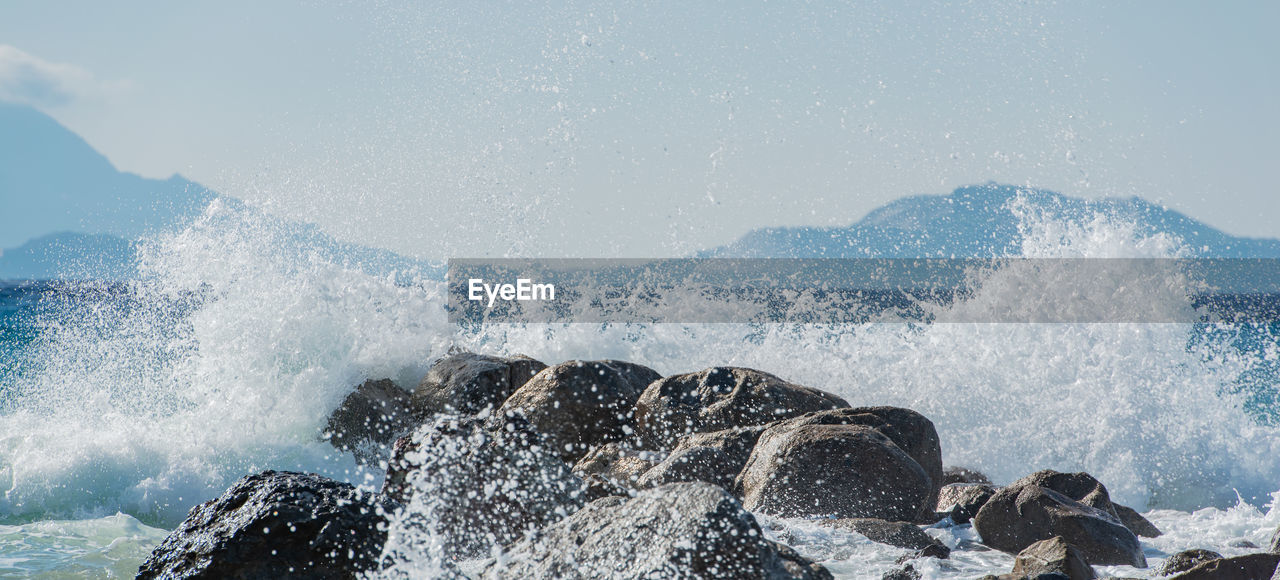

{"left": 139, "top": 350, "right": 1221, "bottom": 579}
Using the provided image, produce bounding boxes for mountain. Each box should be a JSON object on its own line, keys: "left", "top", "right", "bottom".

{"left": 705, "top": 183, "right": 1280, "bottom": 258}
{"left": 0, "top": 232, "right": 136, "bottom": 280}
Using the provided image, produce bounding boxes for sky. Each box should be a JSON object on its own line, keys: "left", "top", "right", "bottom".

{"left": 0, "top": 1, "right": 1276, "bottom": 258}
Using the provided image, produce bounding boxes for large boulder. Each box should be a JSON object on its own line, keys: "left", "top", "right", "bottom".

{"left": 493, "top": 359, "right": 661, "bottom": 462}
{"left": 1011, "top": 536, "right": 1096, "bottom": 580}
{"left": 1168, "top": 553, "right": 1280, "bottom": 580}
{"left": 633, "top": 367, "right": 849, "bottom": 450}
{"left": 571, "top": 443, "right": 661, "bottom": 488}
{"left": 973, "top": 482, "right": 1146, "bottom": 567}
{"left": 942, "top": 466, "right": 992, "bottom": 485}
{"left": 324, "top": 378, "right": 416, "bottom": 463}
{"left": 382, "top": 416, "right": 586, "bottom": 558}
{"left": 637, "top": 445, "right": 740, "bottom": 489}
{"left": 411, "top": 352, "right": 546, "bottom": 417}
{"left": 769, "top": 407, "right": 944, "bottom": 517}
{"left": 1158, "top": 549, "right": 1223, "bottom": 576}
{"left": 136, "top": 471, "right": 386, "bottom": 579}
{"left": 736, "top": 423, "right": 930, "bottom": 521}
{"left": 1113, "top": 503, "right": 1162, "bottom": 538}
{"left": 478, "top": 482, "right": 833, "bottom": 580}
{"left": 935, "top": 483, "right": 997, "bottom": 524}
{"left": 814, "top": 518, "right": 950, "bottom": 559}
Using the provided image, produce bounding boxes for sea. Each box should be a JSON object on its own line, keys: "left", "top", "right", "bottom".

{"left": 2, "top": 198, "right": 1279, "bottom": 579}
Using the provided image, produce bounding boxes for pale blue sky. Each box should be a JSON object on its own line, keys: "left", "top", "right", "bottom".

{"left": 1, "top": 1, "right": 1276, "bottom": 258}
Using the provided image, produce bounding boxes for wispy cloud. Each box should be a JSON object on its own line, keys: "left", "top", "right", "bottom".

{"left": 0, "top": 45, "right": 125, "bottom": 107}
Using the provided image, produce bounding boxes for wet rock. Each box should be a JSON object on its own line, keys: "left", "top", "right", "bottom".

{"left": 1158, "top": 549, "right": 1222, "bottom": 576}
{"left": 770, "top": 407, "right": 944, "bottom": 517}
{"left": 736, "top": 423, "right": 930, "bottom": 521}
{"left": 882, "top": 562, "right": 922, "bottom": 580}
{"left": 973, "top": 481, "right": 1146, "bottom": 567}
{"left": 382, "top": 416, "right": 586, "bottom": 558}
{"left": 1168, "top": 552, "right": 1280, "bottom": 580}
{"left": 136, "top": 471, "right": 386, "bottom": 580}
{"left": 494, "top": 359, "right": 661, "bottom": 462}
{"left": 478, "top": 481, "right": 833, "bottom": 580}
{"left": 411, "top": 352, "right": 546, "bottom": 417}
{"left": 324, "top": 378, "right": 416, "bottom": 463}
{"left": 571, "top": 442, "right": 661, "bottom": 490}
{"left": 1011, "top": 536, "right": 1096, "bottom": 580}
{"left": 670, "top": 425, "right": 766, "bottom": 473}
{"left": 943, "top": 466, "right": 992, "bottom": 485}
{"left": 633, "top": 367, "right": 849, "bottom": 450}
{"left": 1113, "top": 503, "right": 1162, "bottom": 538}
{"left": 935, "top": 483, "right": 997, "bottom": 524}
{"left": 637, "top": 445, "right": 739, "bottom": 489}
{"left": 815, "top": 518, "right": 950, "bottom": 559}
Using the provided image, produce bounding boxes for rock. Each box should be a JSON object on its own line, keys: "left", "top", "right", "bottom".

{"left": 670, "top": 425, "right": 766, "bottom": 474}
{"left": 478, "top": 482, "right": 833, "bottom": 579}
{"left": 943, "top": 466, "right": 992, "bottom": 485}
{"left": 637, "top": 445, "right": 739, "bottom": 489}
{"left": 571, "top": 443, "right": 661, "bottom": 489}
{"left": 1011, "top": 537, "right": 1096, "bottom": 580}
{"left": 1227, "top": 539, "right": 1259, "bottom": 549}
{"left": 1168, "top": 553, "right": 1280, "bottom": 580}
{"left": 136, "top": 471, "right": 386, "bottom": 580}
{"left": 882, "top": 563, "right": 922, "bottom": 580}
{"left": 633, "top": 367, "right": 849, "bottom": 450}
{"left": 1112, "top": 503, "right": 1162, "bottom": 538}
{"left": 1158, "top": 549, "right": 1223, "bottom": 576}
{"left": 815, "top": 518, "right": 950, "bottom": 559}
{"left": 935, "top": 483, "right": 997, "bottom": 524}
{"left": 1273, "top": 525, "right": 1280, "bottom": 553}
{"left": 411, "top": 352, "right": 546, "bottom": 417}
{"left": 973, "top": 482, "right": 1146, "bottom": 568}
{"left": 324, "top": 378, "right": 416, "bottom": 463}
{"left": 382, "top": 416, "right": 586, "bottom": 558}
{"left": 493, "top": 359, "right": 661, "bottom": 462}
{"left": 736, "top": 423, "right": 931, "bottom": 521}
{"left": 770, "top": 407, "right": 944, "bottom": 518}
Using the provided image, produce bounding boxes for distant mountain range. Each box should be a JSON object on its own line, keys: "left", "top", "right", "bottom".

{"left": 705, "top": 183, "right": 1280, "bottom": 258}
{"left": 0, "top": 102, "right": 438, "bottom": 281}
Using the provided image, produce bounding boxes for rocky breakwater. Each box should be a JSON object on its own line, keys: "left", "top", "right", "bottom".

{"left": 136, "top": 351, "right": 1200, "bottom": 579}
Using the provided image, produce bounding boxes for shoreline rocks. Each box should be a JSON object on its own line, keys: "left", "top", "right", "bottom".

{"left": 411, "top": 352, "right": 547, "bottom": 418}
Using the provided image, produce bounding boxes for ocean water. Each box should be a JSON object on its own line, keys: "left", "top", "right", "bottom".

{"left": 2, "top": 198, "right": 1280, "bottom": 578}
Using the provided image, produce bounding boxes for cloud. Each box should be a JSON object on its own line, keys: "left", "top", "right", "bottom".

{"left": 0, "top": 45, "right": 120, "bottom": 107}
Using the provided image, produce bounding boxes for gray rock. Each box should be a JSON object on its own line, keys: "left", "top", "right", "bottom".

{"left": 973, "top": 482, "right": 1146, "bottom": 567}
{"left": 411, "top": 352, "right": 546, "bottom": 417}
{"left": 571, "top": 442, "right": 661, "bottom": 489}
{"left": 637, "top": 445, "right": 739, "bottom": 489}
{"left": 1011, "top": 536, "right": 1096, "bottom": 580}
{"left": 633, "top": 367, "right": 848, "bottom": 450}
{"left": 382, "top": 416, "right": 586, "bottom": 558}
{"left": 136, "top": 471, "right": 387, "bottom": 580}
{"left": 1158, "top": 549, "right": 1222, "bottom": 576}
{"left": 736, "top": 423, "right": 930, "bottom": 521}
{"left": 935, "top": 483, "right": 997, "bottom": 524}
{"left": 1168, "top": 552, "right": 1280, "bottom": 580}
{"left": 815, "top": 518, "right": 950, "bottom": 559}
{"left": 769, "top": 407, "right": 944, "bottom": 518}
{"left": 324, "top": 378, "right": 416, "bottom": 463}
{"left": 882, "top": 562, "right": 922, "bottom": 580}
{"left": 478, "top": 482, "right": 832, "bottom": 580}
{"left": 1112, "top": 503, "right": 1162, "bottom": 538}
{"left": 670, "top": 425, "right": 766, "bottom": 474}
{"left": 494, "top": 359, "right": 661, "bottom": 462}
{"left": 943, "top": 466, "right": 992, "bottom": 485}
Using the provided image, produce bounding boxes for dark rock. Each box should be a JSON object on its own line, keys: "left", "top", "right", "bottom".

{"left": 382, "top": 416, "right": 586, "bottom": 558}
{"left": 493, "top": 359, "right": 661, "bottom": 462}
{"left": 670, "top": 425, "right": 766, "bottom": 474}
{"left": 633, "top": 367, "right": 849, "bottom": 450}
{"left": 411, "top": 352, "right": 546, "bottom": 417}
{"left": 1011, "top": 536, "right": 1096, "bottom": 580}
{"left": 936, "top": 483, "right": 997, "bottom": 524}
{"left": 883, "top": 562, "right": 922, "bottom": 580}
{"left": 1168, "top": 552, "right": 1280, "bottom": 580}
{"left": 770, "top": 407, "right": 944, "bottom": 518}
{"left": 571, "top": 443, "right": 661, "bottom": 489}
{"left": 1158, "top": 549, "right": 1223, "bottom": 576}
{"left": 324, "top": 378, "right": 416, "bottom": 463}
{"left": 136, "top": 471, "right": 386, "bottom": 580}
{"left": 973, "top": 482, "right": 1146, "bottom": 567}
{"left": 478, "top": 481, "right": 833, "bottom": 579}
{"left": 1227, "top": 539, "right": 1259, "bottom": 549}
{"left": 637, "top": 445, "right": 739, "bottom": 489}
{"left": 815, "top": 518, "right": 950, "bottom": 558}
{"left": 1112, "top": 503, "right": 1162, "bottom": 538}
{"left": 943, "top": 466, "right": 992, "bottom": 485}
{"left": 736, "top": 423, "right": 931, "bottom": 521}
